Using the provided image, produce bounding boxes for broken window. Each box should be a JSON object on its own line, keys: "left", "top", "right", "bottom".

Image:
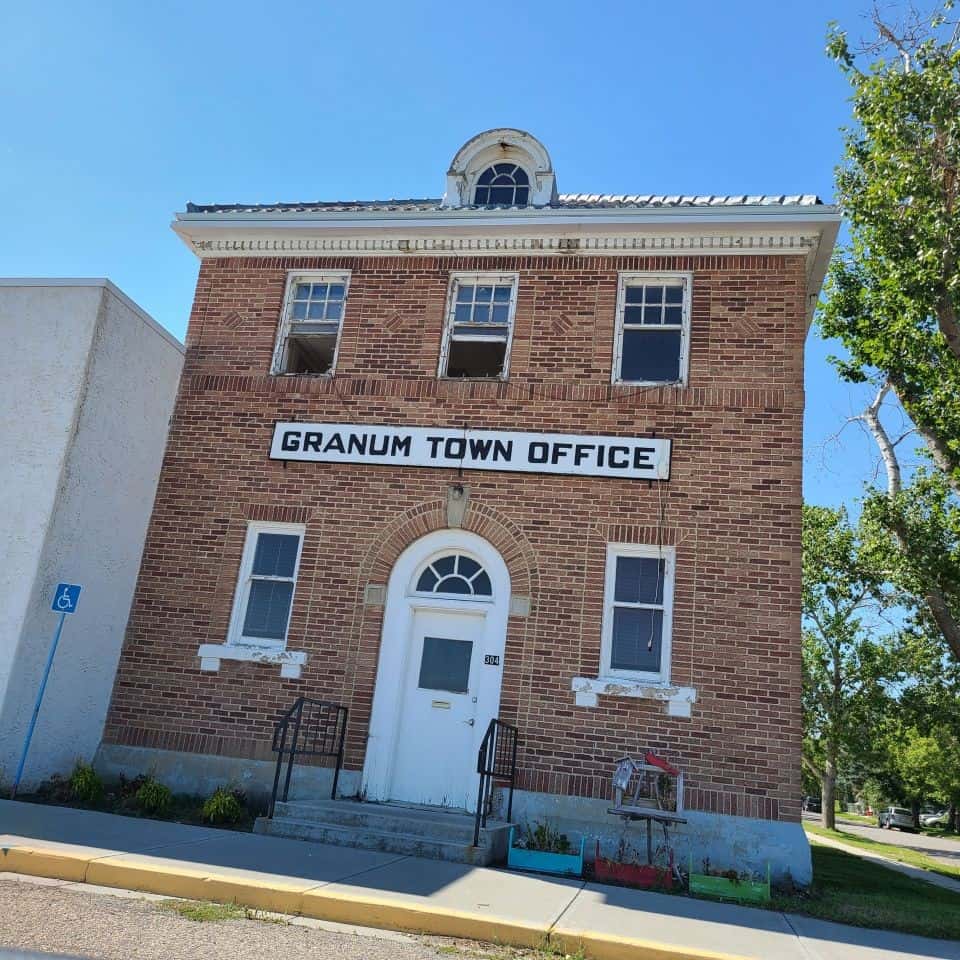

{"left": 274, "top": 273, "right": 350, "bottom": 374}
{"left": 473, "top": 163, "right": 530, "bottom": 206}
{"left": 614, "top": 274, "right": 691, "bottom": 385}
{"left": 440, "top": 275, "right": 517, "bottom": 379}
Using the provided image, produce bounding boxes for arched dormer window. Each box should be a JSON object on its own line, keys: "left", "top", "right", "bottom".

{"left": 414, "top": 553, "right": 493, "bottom": 597}
{"left": 473, "top": 164, "right": 530, "bottom": 206}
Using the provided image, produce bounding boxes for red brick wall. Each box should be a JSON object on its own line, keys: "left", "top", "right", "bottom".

{"left": 103, "top": 253, "right": 807, "bottom": 823}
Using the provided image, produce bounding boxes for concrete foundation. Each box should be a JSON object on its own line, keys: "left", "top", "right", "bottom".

{"left": 95, "top": 743, "right": 809, "bottom": 884}
{"left": 94, "top": 742, "right": 362, "bottom": 805}
{"left": 496, "top": 788, "right": 811, "bottom": 885}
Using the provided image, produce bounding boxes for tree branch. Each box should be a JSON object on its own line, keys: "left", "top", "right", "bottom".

{"left": 860, "top": 381, "right": 902, "bottom": 495}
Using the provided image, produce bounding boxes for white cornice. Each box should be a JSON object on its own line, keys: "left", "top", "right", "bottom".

{"left": 172, "top": 206, "right": 840, "bottom": 325}
{"left": 185, "top": 231, "right": 819, "bottom": 257}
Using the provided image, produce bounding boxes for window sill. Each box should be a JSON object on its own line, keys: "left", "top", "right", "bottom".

{"left": 270, "top": 371, "right": 335, "bottom": 379}
{"left": 197, "top": 643, "right": 307, "bottom": 679}
{"left": 571, "top": 676, "right": 697, "bottom": 717}
{"left": 611, "top": 380, "right": 686, "bottom": 389}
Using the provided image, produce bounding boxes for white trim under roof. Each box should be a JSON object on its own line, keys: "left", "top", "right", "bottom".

{"left": 171, "top": 205, "right": 840, "bottom": 326}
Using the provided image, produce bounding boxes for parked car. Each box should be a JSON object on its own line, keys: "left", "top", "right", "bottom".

{"left": 802, "top": 796, "right": 822, "bottom": 813}
{"left": 920, "top": 810, "right": 949, "bottom": 828}
{"left": 878, "top": 806, "right": 915, "bottom": 831}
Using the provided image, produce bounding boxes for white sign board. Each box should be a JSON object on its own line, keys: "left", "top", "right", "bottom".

{"left": 270, "top": 423, "right": 671, "bottom": 480}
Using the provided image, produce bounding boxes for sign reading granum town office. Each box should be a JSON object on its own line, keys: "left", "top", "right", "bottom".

{"left": 271, "top": 423, "right": 671, "bottom": 480}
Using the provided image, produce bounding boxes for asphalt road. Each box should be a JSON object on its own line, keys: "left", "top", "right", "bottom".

{"left": 0, "top": 877, "right": 516, "bottom": 960}
{"left": 803, "top": 813, "right": 960, "bottom": 868}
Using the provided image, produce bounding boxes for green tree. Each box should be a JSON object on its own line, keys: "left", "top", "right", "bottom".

{"left": 802, "top": 505, "right": 894, "bottom": 828}
{"left": 821, "top": 6, "right": 960, "bottom": 662}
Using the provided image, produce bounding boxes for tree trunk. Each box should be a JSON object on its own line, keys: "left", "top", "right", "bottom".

{"left": 950, "top": 802, "right": 958, "bottom": 833}
{"left": 822, "top": 753, "right": 837, "bottom": 830}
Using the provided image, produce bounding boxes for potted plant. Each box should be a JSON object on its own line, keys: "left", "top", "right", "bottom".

{"left": 507, "top": 821, "right": 585, "bottom": 878}
{"left": 687, "top": 856, "right": 771, "bottom": 904}
{"left": 593, "top": 840, "right": 673, "bottom": 890}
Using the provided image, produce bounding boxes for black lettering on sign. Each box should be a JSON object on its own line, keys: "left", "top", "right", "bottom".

{"left": 633, "top": 446, "right": 655, "bottom": 471}
{"left": 493, "top": 440, "right": 513, "bottom": 461}
{"left": 469, "top": 437, "right": 493, "bottom": 460}
{"left": 609, "top": 445, "right": 630, "bottom": 469}
{"left": 427, "top": 436, "right": 444, "bottom": 458}
{"left": 444, "top": 437, "right": 466, "bottom": 459}
{"left": 323, "top": 432, "right": 345, "bottom": 454}
{"left": 347, "top": 433, "right": 367, "bottom": 455}
{"left": 303, "top": 432, "right": 322, "bottom": 452}
{"left": 528, "top": 441, "right": 549, "bottom": 464}
{"left": 369, "top": 434, "right": 389, "bottom": 456}
{"left": 391, "top": 435, "right": 412, "bottom": 457}
{"left": 550, "top": 442, "right": 572, "bottom": 464}
{"left": 484, "top": 654, "right": 500, "bottom": 666}
{"left": 282, "top": 430, "right": 302, "bottom": 452}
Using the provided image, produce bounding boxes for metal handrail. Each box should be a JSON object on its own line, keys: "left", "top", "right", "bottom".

{"left": 268, "top": 697, "right": 348, "bottom": 817}
{"left": 473, "top": 718, "right": 519, "bottom": 846}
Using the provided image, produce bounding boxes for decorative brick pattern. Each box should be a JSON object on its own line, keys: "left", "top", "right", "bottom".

{"left": 104, "top": 253, "right": 807, "bottom": 824}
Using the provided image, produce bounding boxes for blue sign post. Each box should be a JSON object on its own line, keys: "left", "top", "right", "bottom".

{"left": 10, "top": 583, "right": 82, "bottom": 799}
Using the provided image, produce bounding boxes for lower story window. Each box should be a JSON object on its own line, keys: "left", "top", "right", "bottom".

{"left": 228, "top": 521, "right": 305, "bottom": 646}
{"left": 601, "top": 543, "right": 674, "bottom": 682}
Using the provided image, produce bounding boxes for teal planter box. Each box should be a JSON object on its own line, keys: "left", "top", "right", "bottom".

{"left": 506, "top": 827, "right": 584, "bottom": 877}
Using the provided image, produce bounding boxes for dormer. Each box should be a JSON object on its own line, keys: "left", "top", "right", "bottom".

{"left": 442, "top": 128, "right": 558, "bottom": 209}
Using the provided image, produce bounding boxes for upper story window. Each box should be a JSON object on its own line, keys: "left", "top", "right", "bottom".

{"left": 614, "top": 273, "right": 692, "bottom": 386}
{"left": 473, "top": 163, "right": 530, "bottom": 206}
{"left": 439, "top": 273, "right": 518, "bottom": 379}
{"left": 273, "top": 271, "right": 351, "bottom": 375}
{"left": 601, "top": 544, "right": 675, "bottom": 683}
{"left": 228, "top": 521, "right": 305, "bottom": 648}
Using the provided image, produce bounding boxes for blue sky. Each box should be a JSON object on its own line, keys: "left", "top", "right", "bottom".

{"left": 1, "top": 0, "right": 895, "bottom": 507}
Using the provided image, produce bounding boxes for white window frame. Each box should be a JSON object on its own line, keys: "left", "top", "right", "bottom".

{"left": 226, "top": 521, "right": 305, "bottom": 649}
{"left": 272, "top": 270, "right": 352, "bottom": 376}
{"left": 438, "top": 272, "right": 519, "bottom": 380}
{"left": 600, "top": 543, "right": 675, "bottom": 684}
{"left": 613, "top": 272, "right": 692, "bottom": 386}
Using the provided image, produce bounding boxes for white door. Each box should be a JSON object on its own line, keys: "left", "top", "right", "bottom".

{"left": 389, "top": 606, "right": 490, "bottom": 809}
{"left": 363, "top": 531, "right": 511, "bottom": 809}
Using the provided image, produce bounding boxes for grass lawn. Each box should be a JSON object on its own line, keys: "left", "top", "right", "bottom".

{"left": 805, "top": 822, "right": 960, "bottom": 882}
{"left": 924, "top": 826, "right": 960, "bottom": 841}
{"left": 834, "top": 811, "right": 876, "bottom": 826}
{"left": 770, "top": 845, "right": 960, "bottom": 940}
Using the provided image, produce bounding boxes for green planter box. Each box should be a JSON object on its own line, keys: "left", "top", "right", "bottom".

{"left": 688, "top": 858, "right": 770, "bottom": 904}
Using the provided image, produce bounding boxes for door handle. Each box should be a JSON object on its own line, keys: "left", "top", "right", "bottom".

{"left": 463, "top": 718, "right": 475, "bottom": 726}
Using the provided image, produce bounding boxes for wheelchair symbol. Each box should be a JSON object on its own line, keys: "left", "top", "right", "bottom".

{"left": 51, "top": 583, "right": 81, "bottom": 614}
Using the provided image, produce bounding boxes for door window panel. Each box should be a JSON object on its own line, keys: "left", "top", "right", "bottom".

{"left": 418, "top": 636, "right": 473, "bottom": 693}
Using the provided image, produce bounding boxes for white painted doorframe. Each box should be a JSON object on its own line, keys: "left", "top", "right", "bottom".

{"left": 362, "top": 529, "right": 511, "bottom": 809}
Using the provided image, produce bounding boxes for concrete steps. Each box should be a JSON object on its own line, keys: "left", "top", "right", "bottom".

{"left": 254, "top": 799, "right": 512, "bottom": 866}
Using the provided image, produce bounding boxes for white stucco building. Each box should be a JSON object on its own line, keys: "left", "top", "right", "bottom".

{"left": 0, "top": 279, "right": 184, "bottom": 789}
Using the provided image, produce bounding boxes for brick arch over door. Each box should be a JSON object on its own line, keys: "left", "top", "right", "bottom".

{"left": 361, "top": 497, "right": 538, "bottom": 597}
{"left": 337, "top": 496, "right": 539, "bottom": 771}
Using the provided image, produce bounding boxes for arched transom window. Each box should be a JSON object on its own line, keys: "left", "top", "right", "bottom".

{"left": 473, "top": 163, "right": 530, "bottom": 206}
{"left": 415, "top": 553, "right": 493, "bottom": 597}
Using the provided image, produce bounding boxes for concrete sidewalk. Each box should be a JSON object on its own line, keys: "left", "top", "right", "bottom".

{"left": 2, "top": 801, "right": 958, "bottom": 960}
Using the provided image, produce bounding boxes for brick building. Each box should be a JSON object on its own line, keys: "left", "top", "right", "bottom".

{"left": 97, "top": 129, "right": 838, "bottom": 882}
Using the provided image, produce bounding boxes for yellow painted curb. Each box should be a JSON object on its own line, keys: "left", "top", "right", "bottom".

{"left": 85, "top": 856, "right": 313, "bottom": 915}
{"left": 299, "top": 887, "right": 547, "bottom": 947}
{"left": 0, "top": 843, "right": 93, "bottom": 883}
{"left": 1, "top": 839, "right": 757, "bottom": 960}
{"left": 551, "top": 928, "right": 754, "bottom": 960}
